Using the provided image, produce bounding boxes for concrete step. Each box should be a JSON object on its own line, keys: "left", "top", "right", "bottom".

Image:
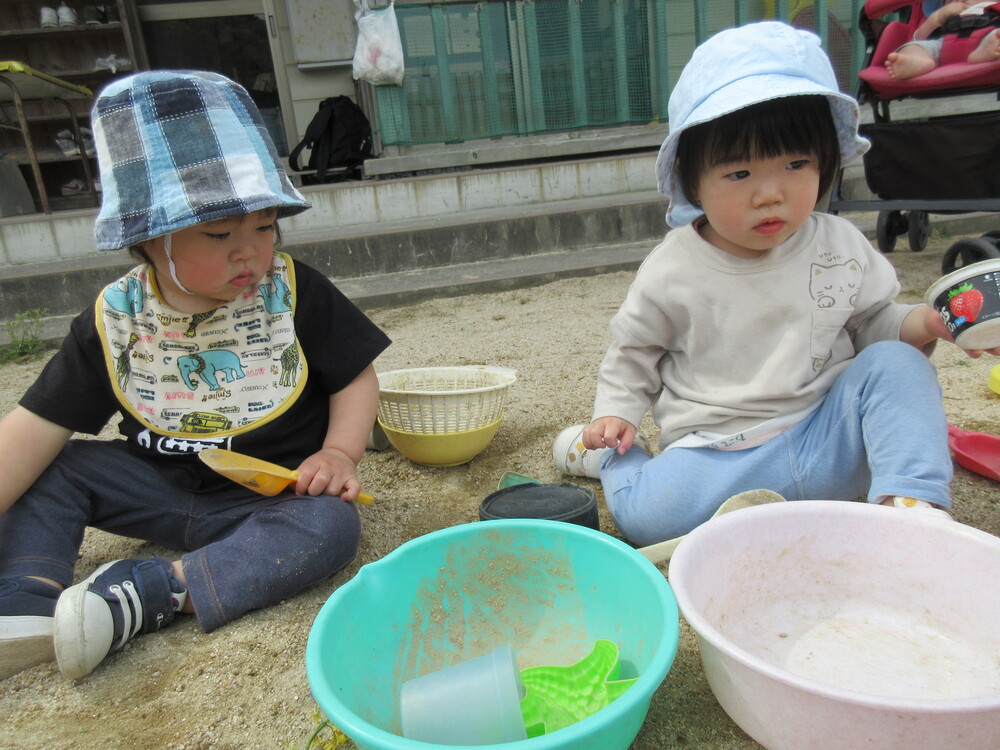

{"left": 0, "top": 194, "right": 668, "bottom": 346}
{"left": 2, "top": 241, "right": 657, "bottom": 348}
{"left": 1, "top": 204, "right": 997, "bottom": 349}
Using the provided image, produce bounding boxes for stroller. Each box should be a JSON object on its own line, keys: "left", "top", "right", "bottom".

{"left": 828, "top": 0, "right": 1000, "bottom": 274}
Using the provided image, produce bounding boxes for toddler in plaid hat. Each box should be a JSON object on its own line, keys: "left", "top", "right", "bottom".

{"left": 0, "top": 71, "right": 389, "bottom": 681}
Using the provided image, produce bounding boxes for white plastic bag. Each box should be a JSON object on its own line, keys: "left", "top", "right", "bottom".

{"left": 353, "top": 0, "right": 405, "bottom": 86}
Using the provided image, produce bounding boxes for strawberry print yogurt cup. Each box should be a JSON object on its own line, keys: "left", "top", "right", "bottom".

{"left": 926, "top": 258, "right": 1000, "bottom": 350}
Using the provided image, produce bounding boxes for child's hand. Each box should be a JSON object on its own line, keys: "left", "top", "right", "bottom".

{"left": 923, "top": 305, "right": 1000, "bottom": 358}
{"left": 294, "top": 447, "right": 363, "bottom": 500}
{"left": 583, "top": 417, "right": 637, "bottom": 454}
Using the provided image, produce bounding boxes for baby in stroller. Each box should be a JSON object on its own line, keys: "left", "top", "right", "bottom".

{"left": 886, "top": 1, "right": 1000, "bottom": 79}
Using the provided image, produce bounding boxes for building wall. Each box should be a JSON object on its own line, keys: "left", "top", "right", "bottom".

{"left": 277, "top": 0, "right": 866, "bottom": 174}
{"left": 278, "top": 0, "right": 360, "bottom": 148}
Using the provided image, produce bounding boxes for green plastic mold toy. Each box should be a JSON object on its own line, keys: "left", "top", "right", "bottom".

{"left": 519, "top": 639, "right": 638, "bottom": 737}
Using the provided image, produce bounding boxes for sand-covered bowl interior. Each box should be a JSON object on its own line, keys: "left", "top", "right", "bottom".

{"left": 668, "top": 501, "right": 1000, "bottom": 750}
{"left": 306, "top": 519, "right": 679, "bottom": 750}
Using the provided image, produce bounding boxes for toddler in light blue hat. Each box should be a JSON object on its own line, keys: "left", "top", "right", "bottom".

{"left": 654, "top": 20, "right": 869, "bottom": 228}
{"left": 0, "top": 70, "right": 391, "bottom": 681}
{"left": 553, "top": 21, "right": 997, "bottom": 548}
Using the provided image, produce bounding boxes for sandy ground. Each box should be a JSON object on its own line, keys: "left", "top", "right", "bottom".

{"left": 2, "top": 229, "right": 999, "bottom": 750}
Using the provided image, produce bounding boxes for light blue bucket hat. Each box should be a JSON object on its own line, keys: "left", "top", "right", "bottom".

{"left": 91, "top": 70, "right": 310, "bottom": 250}
{"left": 654, "top": 21, "right": 870, "bottom": 228}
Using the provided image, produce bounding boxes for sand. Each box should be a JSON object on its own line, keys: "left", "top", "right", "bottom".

{"left": 2, "top": 231, "right": 999, "bottom": 749}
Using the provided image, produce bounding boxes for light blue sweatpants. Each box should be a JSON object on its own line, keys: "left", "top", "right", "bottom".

{"left": 601, "top": 341, "right": 953, "bottom": 546}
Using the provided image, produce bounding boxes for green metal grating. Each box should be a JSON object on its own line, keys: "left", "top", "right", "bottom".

{"left": 374, "top": 0, "right": 868, "bottom": 147}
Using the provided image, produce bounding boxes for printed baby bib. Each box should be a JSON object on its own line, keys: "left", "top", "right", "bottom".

{"left": 97, "top": 252, "right": 306, "bottom": 437}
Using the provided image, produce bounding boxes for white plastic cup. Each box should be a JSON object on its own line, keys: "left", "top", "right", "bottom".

{"left": 926, "top": 258, "right": 1000, "bottom": 350}
{"left": 367, "top": 421, "right": 391, "bottom": 451}
{"left": 400, "top": 644, "right": 527, "bottom": 745}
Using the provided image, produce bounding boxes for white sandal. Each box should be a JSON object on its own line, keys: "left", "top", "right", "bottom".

{"left": 888, "top": 495, "right": 953, "bottom": 520}
{"left": 552, "top": 424, "right": 651, "bottom": 479}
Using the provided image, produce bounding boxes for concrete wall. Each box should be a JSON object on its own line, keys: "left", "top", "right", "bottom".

{"left": 0, "top": 153, "right": 671, "bottom": 334}
{"left": 278, "top": 0, "right": 359, "bottom": 149}
{"left": 0, "top": 152, "right": 659, "bottom": 269}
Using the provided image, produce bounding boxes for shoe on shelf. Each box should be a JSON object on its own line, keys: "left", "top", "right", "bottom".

{"left": 57, "top": 2, "right": 81, "bottom": 26}
{"left": 39, "top": 6, "right": 58, "bottom": 28}
{"left": 552, "top": 424, "right": 652, "bottom": 479}
{"left": 0, "top": 576, "right": 61, "bottom": 681}
{"left": 53, "top": 557, "right": 186, "bottom": 679}
{"left": 54, "top": 127, "right": 95, "bottom": 158}
{"left": 102, "top": 3, "right": 120, "bottom": 23}
{"left": 83, "top": 5, "right": 105, "bottom": 25}
{"left": 54, "top": 131, "right": 79, "bottom": 157}
{"left": 60, "top": 178, "right": 90, "bottom": 196}
{"left": 95, "top": 53, "right": 129, "bottom": 74}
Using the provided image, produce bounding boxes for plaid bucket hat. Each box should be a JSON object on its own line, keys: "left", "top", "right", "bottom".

{"left": 91, "top": 70, "right": 310, "bottom": 250}
{"left": 654, "top": 21, "right": 870, "bottom": 228}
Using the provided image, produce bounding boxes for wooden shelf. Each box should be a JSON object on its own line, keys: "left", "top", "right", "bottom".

{"left": 0, "top": 22, "right": 124, "bottom": 39}
{"left": 0, "top": 0, "right": 146, "bottom": 214}
{"left": 2, "top": 146, "right": 94, "bottom": 164}
{"left": 40, "top": 65, "right": 134, "bottom": 80}
{"left": 47, "top": 192, "right": 100, "bottom": 211}
{"left": 3, "top": 110, "right": 86, "bottom": 124}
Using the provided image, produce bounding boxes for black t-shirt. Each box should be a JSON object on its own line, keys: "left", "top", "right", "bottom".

{"left": 20, "top": 259, "right": 390, "bottom": 491}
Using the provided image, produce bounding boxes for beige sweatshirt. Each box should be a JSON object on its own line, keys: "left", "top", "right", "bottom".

{"left": 593, "top": 213, "right": 917, "bottom": 449}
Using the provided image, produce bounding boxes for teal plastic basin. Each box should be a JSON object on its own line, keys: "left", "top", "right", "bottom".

{"left": 306, "top": 519, "right": 679, "bottom": 750}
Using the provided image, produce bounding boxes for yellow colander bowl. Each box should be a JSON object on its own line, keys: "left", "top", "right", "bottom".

{"left": 378, "top": 417, "right": 503, "bottom": 466}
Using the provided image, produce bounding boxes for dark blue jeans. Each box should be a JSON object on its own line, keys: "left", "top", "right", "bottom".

{"left": 0, "top": 440, "right": 361, "bottom": 632}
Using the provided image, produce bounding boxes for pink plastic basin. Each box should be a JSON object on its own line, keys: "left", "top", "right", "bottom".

{"left": 669, "top": 501, "right": 1000, "bottom": 750}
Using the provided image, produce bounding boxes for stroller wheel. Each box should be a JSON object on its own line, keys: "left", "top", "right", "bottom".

{"left": 907, "top": 211, "right": 930, "bottom": 252}
{"left": 875, "top": 210, "right": 906, "bottom": 253}
{"left": 941, "top": 237, "right": 1000, "bottom": 276}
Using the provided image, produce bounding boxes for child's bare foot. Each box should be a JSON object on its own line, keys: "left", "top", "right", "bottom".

{"left": 885, "top": 49, "right": 936, "bottom": 79}
{"left": 968, "top": 30, "right": 1000, "bottom": 64}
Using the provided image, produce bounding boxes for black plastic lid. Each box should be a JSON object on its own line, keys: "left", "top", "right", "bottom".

{"left": 478, "top": 482, "right": 599, "bottom": 530}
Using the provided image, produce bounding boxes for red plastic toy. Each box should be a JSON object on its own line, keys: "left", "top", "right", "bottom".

{"left": 948, "top": 424, "right": 1000, "bottom": 482}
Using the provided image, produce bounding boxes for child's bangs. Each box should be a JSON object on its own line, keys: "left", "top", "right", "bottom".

{"left": 701, "top": 97, "right": 827, "bottom": 168}
{"left": 677, "top": 95, "right": 841, "bottom": 203}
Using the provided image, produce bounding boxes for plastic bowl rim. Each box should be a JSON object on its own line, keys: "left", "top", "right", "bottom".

{"left": 376, "top": 415, "right": 504, "bottom": 438}
{"left": 306, "top": 518, "right": 680, "bottom": 749}
{"left": 377, "top": 366, "right": 518, "bottom": 397}
{"left": 925, "top": 257, "right": 1000, "bottom": 307}
{"left": 668, "top": 500, "right": 1000, "bottom": 714}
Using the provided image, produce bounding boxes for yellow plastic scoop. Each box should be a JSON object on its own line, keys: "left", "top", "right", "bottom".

{"left": 198, "top": 448, "right": 374, "bottom": 504}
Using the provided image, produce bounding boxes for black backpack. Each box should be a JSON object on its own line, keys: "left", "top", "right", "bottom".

{"left": 288, "top": 96, "right": 374, "bottom": 183}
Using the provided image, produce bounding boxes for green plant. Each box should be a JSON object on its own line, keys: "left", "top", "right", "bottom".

{"left": 290, "top": 709, "right": 353, "bottom": 750}
{"left": 1, "top": 308, "right": 48, "bottom": 363}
